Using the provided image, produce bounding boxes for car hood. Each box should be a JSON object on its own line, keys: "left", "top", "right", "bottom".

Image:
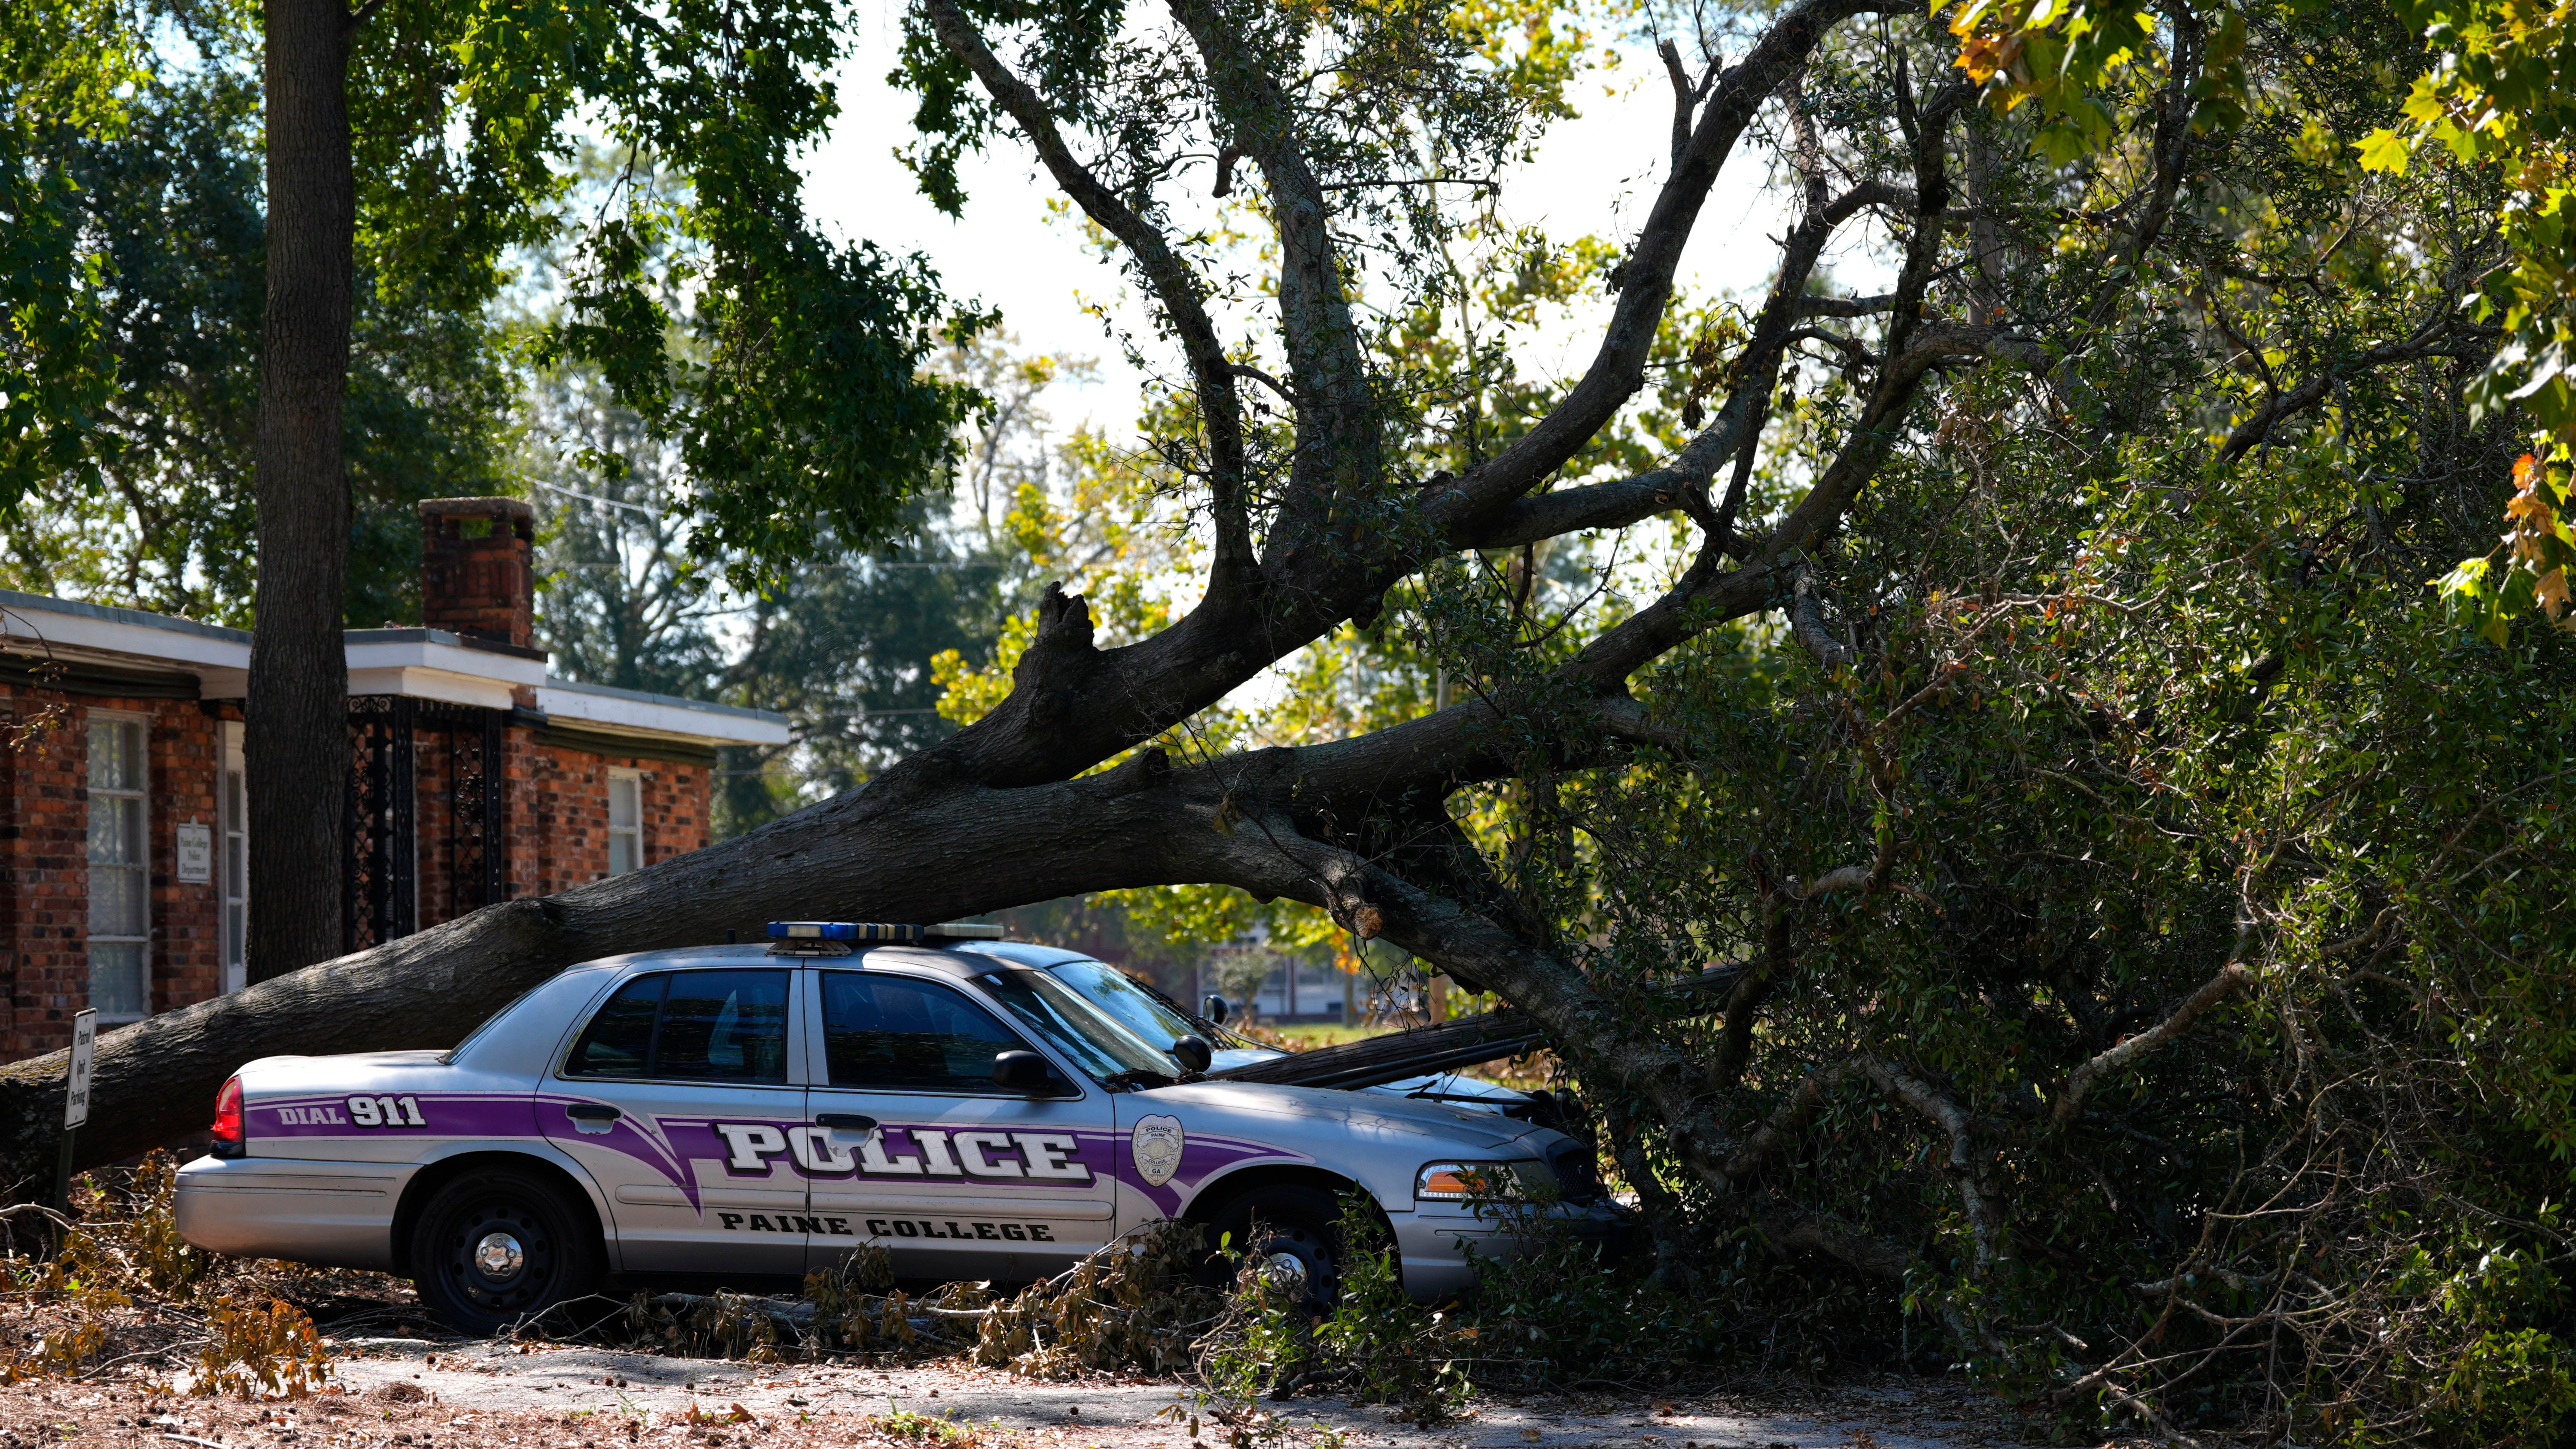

{"left": 1140, "top": 1078, "right": 1544, "bottom": 1152}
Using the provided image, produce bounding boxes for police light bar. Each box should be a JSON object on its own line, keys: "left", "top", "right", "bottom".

{"left": 765, "top": 921, "right": 1006, "bottom": 942}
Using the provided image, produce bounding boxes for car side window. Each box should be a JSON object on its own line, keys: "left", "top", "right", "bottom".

{"left": 565, "top": 970, "right": 791, "bottom": 1083}
{"left": 821, "top": 972, "right": 1034, "bottom": 1092}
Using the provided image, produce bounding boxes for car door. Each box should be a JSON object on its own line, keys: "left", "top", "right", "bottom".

{"left": 800, "top": 967, "right": 1115, "bottom": 1281}
{"left": 541, "top": 966, "right": 810, "bottom": 1276}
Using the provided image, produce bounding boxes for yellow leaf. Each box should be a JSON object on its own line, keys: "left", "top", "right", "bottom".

{"left": 2538, "top": 566, "right": 2570, "bottom": 620}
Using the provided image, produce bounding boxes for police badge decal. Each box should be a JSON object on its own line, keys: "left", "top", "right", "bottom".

{"left": 1131, "top": 1115, "right": 1185, "bottom": 1187}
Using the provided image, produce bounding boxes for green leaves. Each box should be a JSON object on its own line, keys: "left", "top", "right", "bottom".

{"left": 2356, "top": 0, "right": 2576, "bottom": 638}
{"left": 1941, "top": 0, "right": 2248, "bottom": 165}
{"left": 0, "top": 0, "right": 147, "bottom": 513}
{"left": 442, "top": 0, "right": 987, "bottom": 577}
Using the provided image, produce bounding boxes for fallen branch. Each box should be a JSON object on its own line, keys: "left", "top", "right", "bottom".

{"left": 2052, "top": 964, "right": 2255, "bottom": 1127}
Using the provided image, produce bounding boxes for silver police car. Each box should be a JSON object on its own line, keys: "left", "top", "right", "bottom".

{"left": 175, "top": 923, "right": 1613, "bottom": 1334}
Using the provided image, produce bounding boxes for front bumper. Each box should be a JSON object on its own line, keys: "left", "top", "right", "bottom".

{"left": 1388, "top": 1197, "right": 1631, "bottom": 1301}
{"left": 174, "top": 1154, "right": 409, "bottom": 1270}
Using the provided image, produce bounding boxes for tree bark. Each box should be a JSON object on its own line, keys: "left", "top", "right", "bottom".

{"left": 245, "top": 0, "right": 354, "bottom": 984}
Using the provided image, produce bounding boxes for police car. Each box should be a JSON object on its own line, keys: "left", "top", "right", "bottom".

{"left": 175, "top": 923, "right": 1616, "bottom": 1334}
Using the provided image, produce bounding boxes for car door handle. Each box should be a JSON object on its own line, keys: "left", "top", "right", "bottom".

{"left": 815, "top": 1112, "right": 879, "bottom": 1132}
{"left": 566, "top": 1104, "right": 621, "bottom": 1122}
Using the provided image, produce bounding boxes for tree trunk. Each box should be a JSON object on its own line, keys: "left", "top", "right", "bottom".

{"left": 245, "top": 0, "right": 354, "bottom": 984}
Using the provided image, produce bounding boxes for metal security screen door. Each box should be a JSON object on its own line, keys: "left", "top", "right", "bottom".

{"left": 220, "top": 721, "right": 247, "bottom": 994}
{"left": 86, "top": 716, "right": 149, "bottom": 1020}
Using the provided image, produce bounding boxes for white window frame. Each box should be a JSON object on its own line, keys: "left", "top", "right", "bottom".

{"left": 85, "top": 711, "right": 152, "bottom": 1022}
{"left": 606, "top": 769, "right": 643, "bottom": 877}
{"left": 219, "top": 721, "right": 248, "bottom": 994}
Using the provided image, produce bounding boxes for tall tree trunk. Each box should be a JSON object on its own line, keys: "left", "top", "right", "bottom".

{"left": 245, "top": 0, "right": 353, "bottom": 984}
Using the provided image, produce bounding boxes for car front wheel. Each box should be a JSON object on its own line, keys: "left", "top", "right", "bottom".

{"left": 1196, "top": 1184, "right": 1360, "bottom": 1315}
{"left": 411, "top": 1166, "right": 601, "bottom": 1336}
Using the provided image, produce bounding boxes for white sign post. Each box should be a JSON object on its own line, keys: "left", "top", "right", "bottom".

{"left": 65, "top": 1009, "right": 96, "bottom": 1130}
{"left": 56, "top": 1009, "right": 95, "bottom": 1210}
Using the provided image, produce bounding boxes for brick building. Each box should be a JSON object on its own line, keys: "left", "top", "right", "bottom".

{"left": 0, "top": 497, "right": 787, "bottom": 1060}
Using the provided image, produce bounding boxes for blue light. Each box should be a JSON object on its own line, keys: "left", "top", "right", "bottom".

{"left": 763, "top": 920, "right": 1007, "bottom": 944}
{"left": 769, "top": 921, "right": 864, "bottom": 941}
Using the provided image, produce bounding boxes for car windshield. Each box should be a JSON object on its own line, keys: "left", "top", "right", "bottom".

{"left": 976, "top": 969, "right": 1177, "bottom": 1080}
{"left": 1046, "top": 960, "right": 1203, "bottom": 1052}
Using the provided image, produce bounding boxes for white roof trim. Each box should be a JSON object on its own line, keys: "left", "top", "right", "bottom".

{"left": 538, "top": 678, "right": 790, "bottom": 747}
{"left": 0, "top": 590, "right": 785, "bottom": 746}
{"left": 343, "top": 632, "right": 547, "bottom": 689}
{"left": 0, "top": 590, "right": 252, "bottom": 675}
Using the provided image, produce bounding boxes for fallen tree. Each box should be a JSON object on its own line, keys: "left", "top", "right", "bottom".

{"left": 6, "top": 0, "right": 1981, "bottom": 1174}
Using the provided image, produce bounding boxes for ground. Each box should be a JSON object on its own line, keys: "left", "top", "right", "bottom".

{"left": 7, "top": 1170, "right": 2102, "bottom": 1449}
{"left": 0, "top": 1336, "right": 2064, "bottom": 1449}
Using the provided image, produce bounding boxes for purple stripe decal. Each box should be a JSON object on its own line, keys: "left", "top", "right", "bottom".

{"left": 245, "top": 1091, "right": 1307, "bottom": 1222}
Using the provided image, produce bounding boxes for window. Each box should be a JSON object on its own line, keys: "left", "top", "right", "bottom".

{"left": 86, "top": 716, "right": 149, "bottom": 1021}
{"left": 219, "top": 722, "right": 247, "bottom": 994}
{"left": 1044, "top": 960, "right": 1200, "bottom": 1052}
{"left": 606, "top": 771, "right": 642, "bottom": 876}
{"left": 820, "top": 973, "right": 1040, "bottom": 1093}
{"left": 563, "top": 970, "right": 790, "bottom": 1083}
{"left": 973, "top": 969, "right": 1175, "bottom": 1081}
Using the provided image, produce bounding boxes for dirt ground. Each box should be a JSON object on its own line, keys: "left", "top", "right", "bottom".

{"left": 0, "top": 1330, "right": 2074, "bottom": 1449}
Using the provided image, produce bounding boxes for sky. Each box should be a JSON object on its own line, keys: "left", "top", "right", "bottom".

{"left": 798, "top": 9, "right": 1840, "bottom": 441}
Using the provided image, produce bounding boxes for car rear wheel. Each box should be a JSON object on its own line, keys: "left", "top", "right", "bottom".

{"left": 1195, "top": 1185, "right": 1359, "bottom": 1315}
{"left": 411, "top": 1167, "right": 600, "bottom": 1336}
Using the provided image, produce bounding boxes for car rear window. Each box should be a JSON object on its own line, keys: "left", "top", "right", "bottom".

{"left": 564, "top": 970, "right": 791, "bottom": 1083}
{"left": 820, "top": 972, "right": 1034, "bottom": 1093}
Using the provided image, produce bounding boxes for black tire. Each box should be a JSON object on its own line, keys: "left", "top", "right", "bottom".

{"left": 410, "top": 1166, "right": 601, "bottom": 1336}
{"left": 1195, "top": 1185, "right": 1355, "bottom": 1315}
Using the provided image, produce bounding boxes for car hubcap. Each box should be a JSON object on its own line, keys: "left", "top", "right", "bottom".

{"left": 474, "top": 1231, "right": 525, "bottom": 1281}
{"left": 1259, "top": 1249, "right": 1309, "bottom": 1296}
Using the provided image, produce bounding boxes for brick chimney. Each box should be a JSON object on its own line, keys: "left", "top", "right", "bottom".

{"left": 418, "top": 497, "right": 536, "bottom": 650}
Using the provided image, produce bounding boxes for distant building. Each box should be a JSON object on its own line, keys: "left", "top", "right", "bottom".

{"left": 0, "top": 496, "right": 786, "bottom": 1059}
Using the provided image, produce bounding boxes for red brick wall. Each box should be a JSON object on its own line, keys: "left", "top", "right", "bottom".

{"left": 0, "top": 687, "right": 226, "bottom": 1058}
{"left": 500, "top": 733, "right": 711, "bottom": 898}
{"left": 1, "top": 684, "right": 715, "bottom": 1062}
{"left": 149, "top": 704, "right": 223, "bottom": 1015}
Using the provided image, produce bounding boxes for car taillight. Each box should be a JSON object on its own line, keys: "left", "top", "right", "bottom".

{"left": 210, "top": 1075, "right": 245, "bottom": 1158}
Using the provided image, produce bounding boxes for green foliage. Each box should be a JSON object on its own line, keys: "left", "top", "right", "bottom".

{"left": 1967, "top": 0, "right": 2576, "bottom": 641}
{"left": 463, "top": 0, "right": 985, "bottom": 582}
{"left": 8, "top": 0, "right": 981, "bottom": 607}
{"left": 0, "top": 0, "right": 144, "bottom": 509}
{"left": 2360, "top": 0, "right": 2575, "bottom": 422}
{"left": 2348, "top": 0, "right": 2576, "bottom": 639}
{"left": 938, "top": 1, "right": 2576, "bottom": 1440}
{"left": 1200, "top": 1195, "right": 1468, "bottom": 1423}
{"left": 1, "top": 18, "right": 520, "bottom": 625}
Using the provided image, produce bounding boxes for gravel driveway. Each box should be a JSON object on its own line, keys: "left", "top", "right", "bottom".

{"left": 301, "top": 1336, "right": 2045, "bottom": 1448}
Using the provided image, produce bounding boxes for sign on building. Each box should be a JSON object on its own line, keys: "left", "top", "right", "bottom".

{"left": 176, "top": 823, "right": 213, "bottom": 883}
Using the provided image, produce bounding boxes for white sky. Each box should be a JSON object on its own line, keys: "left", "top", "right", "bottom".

{"left": 800, "top": 9, "right": 1823, "bottom": 440}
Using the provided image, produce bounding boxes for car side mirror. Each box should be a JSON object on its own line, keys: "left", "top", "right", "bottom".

{"left": 1169, "top": 1035, "right": 1213, "bottom": 1074}
{"left": 1202, "top": 995, "right": 1229, "bottom": 1024}
{"left": 992, "top": 1050, "right": 1053, "bottom": 1094}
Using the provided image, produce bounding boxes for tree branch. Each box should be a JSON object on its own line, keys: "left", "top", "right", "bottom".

{"left": 1168, "top": 0, "right": 1380, "bottom": 559}
{"left": 2051, "top": 964, "right": 2255, "bottom": 1127}
{"left": 925, "top": 0, "right": 1254, "bottom": 587}
{"left": 1427, "top": 0, "right": 1898, "bottom": 535}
